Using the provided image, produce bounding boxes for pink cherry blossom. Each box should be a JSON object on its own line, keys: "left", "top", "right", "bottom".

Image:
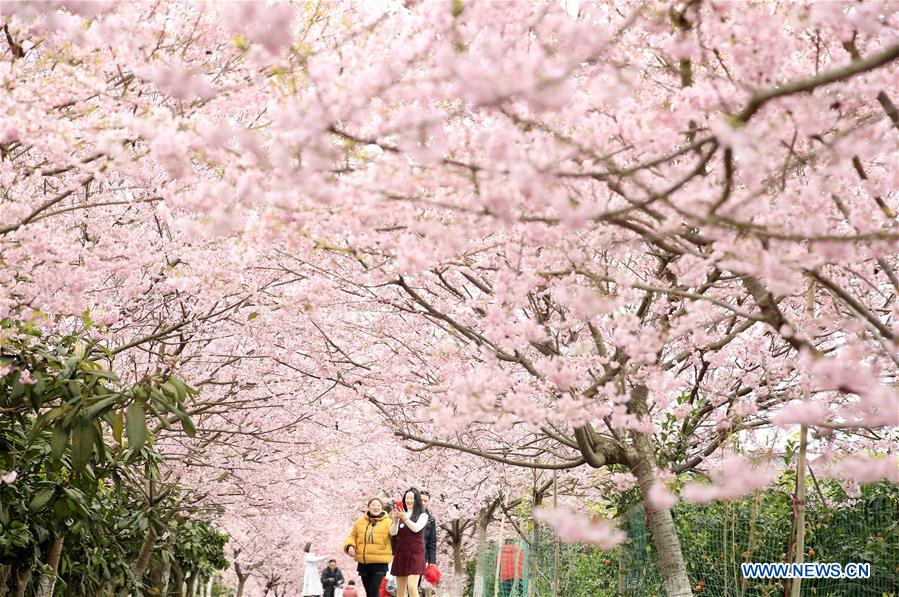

{"left": 534, "top": 506, "right": 626, "bottom": 549}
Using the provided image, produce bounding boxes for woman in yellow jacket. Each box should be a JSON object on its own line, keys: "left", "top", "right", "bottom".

{"left": 344, "top": 497, "right": 393, "bottom": 597}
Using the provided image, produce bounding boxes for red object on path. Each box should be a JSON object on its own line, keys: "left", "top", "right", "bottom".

{"left": 424, "top": 563, "right": 441, "bottom": 585}
{"left": 379, "top": 577, "right": 390, "bottom": 597}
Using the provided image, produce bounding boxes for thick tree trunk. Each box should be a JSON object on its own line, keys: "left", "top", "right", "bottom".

{"left": 632, "top": 438, "right": 693, "bottom": 597}
{"left": 149, "top": 557, "right": 164, "bottom": 594}
{"left": 0, "top": 565, "right": 10, "bottom": 597}
{"left": 14, "top": 568, "right": 31, "bottom": 597}
{"left": 132, "top": 526, "right": 158, "bottom": 581}
{"left": 159, "top": 559, "right": 172, "bottom": 596}
{"left": 185, "top": 571, "right": 197, "bottom": 597}
{"left": 172, "top": 562, "right": 185, "bottom": 597}
{"left": 36, "top": 535, "right": 64, "bottom": 597}
{"left": 451, "top": 526, "right": 463, "bottom": 576}
{"left": 471, "top": 509, "right": 490, "bottom": 597}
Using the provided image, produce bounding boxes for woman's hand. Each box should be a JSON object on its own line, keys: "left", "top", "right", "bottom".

{"left": 347, "top": 546, "right": 356, "bottom": 557}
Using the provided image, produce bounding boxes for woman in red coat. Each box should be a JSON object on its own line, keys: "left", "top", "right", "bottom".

{"left": 389, "top": 488, "right": 428, "bottom": 597}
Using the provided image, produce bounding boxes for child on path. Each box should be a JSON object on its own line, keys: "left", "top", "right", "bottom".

{"left": 343, "top": 579, "right": 360, "bottom": 597}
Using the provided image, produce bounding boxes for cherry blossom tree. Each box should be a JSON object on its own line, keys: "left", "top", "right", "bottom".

{"left": 3, "top": 1, "right": 898, "bottom": 595}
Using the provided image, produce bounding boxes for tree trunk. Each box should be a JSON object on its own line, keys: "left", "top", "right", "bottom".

{"left": 451, "top": 522, "right": 464, "bottom": 576}
{"left": 149, "top": 557, "right": 164, "bottom": 595}
{"left": 0, "top": 565, "right": 11, "bottom": 597}
{"left": 36, "top": 535, "right": 64, "bottom": 597}
{"left": 235, "top": 561, "right": 249, "bottom": 597}
{"left": 632, "top": 439, "right": 693, "bottom": 597}
{"left": 471, "top": 509, "right": 490, "bottom": 597}
{"left": 132, "top": 526, "right": 158, "bottom": 581}
{"left": 159, "top": 559, "right": 172, "bottom": 597}
{"left": 185, "top": 571, "right": 197, "bottom": 597}
{"left": 172, "top": 562, "right": 185, "bottom": 597}
{"left": 14, "top": 568, "right": 31, "bottom": 597}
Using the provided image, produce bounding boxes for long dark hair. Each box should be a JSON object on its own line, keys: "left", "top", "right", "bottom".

{"left": 402, "top": 487, "right": 424, "bottom": 523}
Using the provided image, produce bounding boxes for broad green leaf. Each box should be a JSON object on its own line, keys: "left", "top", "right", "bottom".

{"left": 53, "top": 499, "right": 69, "bottom": 519}
{"left": 161, "top": 381, "right": 178, "bottom": 398}
{"left": 179, "top": 411, "right": 197, "bottom": 437}
{"left": 170, "top": 376, "right": 188, "bottom": 402}
{"left": 112, "top": 409, "right": 124, "bottom": 444}
{"left": 62, "top": 487, "right": 87, "bottom": 503}
{"left": 61, "top": 356, "right": 80, "bottom": 378}
{"left": 45, "top": 405, "right": 69, "bottom": 422}
{"left": 29, "top": 488, "right": 55, "bottom": 512}
{"left": 71, "top": 420, "right": 94, "bottom": 471}
{"left": 86, "top": 368, "right": 120, "bottom": 383}
{"left": 93, "top": 420, "right": 106, "bottom": 463}
{"left": 27, "top": 405, "right": 67, "bottom": 443}
{"left": 126, "top": 403, "right": 147, "bottom": 451}
{"left": 84, "top": 395, "right": 118, "bottom": 420}
{"left": 51, "top": 425, "right": 69, "bottom": 461}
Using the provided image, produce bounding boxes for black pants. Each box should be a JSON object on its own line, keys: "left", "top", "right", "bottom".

{"left": 358, "top": 563, "right": 388, "bottom": 597}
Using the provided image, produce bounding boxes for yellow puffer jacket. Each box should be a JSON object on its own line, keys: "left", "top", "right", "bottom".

{"left": 343, "top": 511, "right": 393, "bottom": 564}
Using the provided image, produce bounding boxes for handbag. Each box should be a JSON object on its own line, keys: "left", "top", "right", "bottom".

{"left": 424, "top": 563, "right": 441, "bottom": 585}
{"left": 379, "top": 576, "right": 394, "bottom": 597}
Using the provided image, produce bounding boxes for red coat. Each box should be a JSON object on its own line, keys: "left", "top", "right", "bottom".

{"left": 497, "top": 545, "right": 524, "bottom": 581}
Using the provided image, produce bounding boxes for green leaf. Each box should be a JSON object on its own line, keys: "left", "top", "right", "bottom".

{"left": 93, "top": 420, "right": 106, "bottom": 463}
{"left": 126, "top": 403, "right": 147, "bottom": 451}
{"left": 62, "top": 487, "right": 87, "bottom": 504}
{"left": 170, "top": 377, "right": 188, "bottom": 402}
{"left": 29, "top": 488, "right": 55, "bottom": 512}
{"left": 84, "top": 395, "right": 118, "bottom": 420}
{"left": 161, "top": 381, "right": 179, "bottom": 400}
{"left": 84, "top": 368, "right": 120, "bottom": 383}
{"left": 45, "top": 405, "right": 68, "bottom": 423}
{"left": 179, "top": 411, "right": 197, "bottom": 437}
{"left": 112, "top": 409, "right": 124, "bottom": 444}
{"left": 51, "top": 425, "right": 69, "bottom": 461}
{"left": 53, "top": 499, "right": 69, "bottom": 519}
{"left": 71, "top": 420, "right": 94, "bottom": 471}
{"left": 61, "top": 356, "right": 80, "bottom": 379}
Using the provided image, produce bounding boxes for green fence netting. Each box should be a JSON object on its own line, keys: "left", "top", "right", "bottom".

{"left": 470, "top": 481, "right": 898, "bottom": 597}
